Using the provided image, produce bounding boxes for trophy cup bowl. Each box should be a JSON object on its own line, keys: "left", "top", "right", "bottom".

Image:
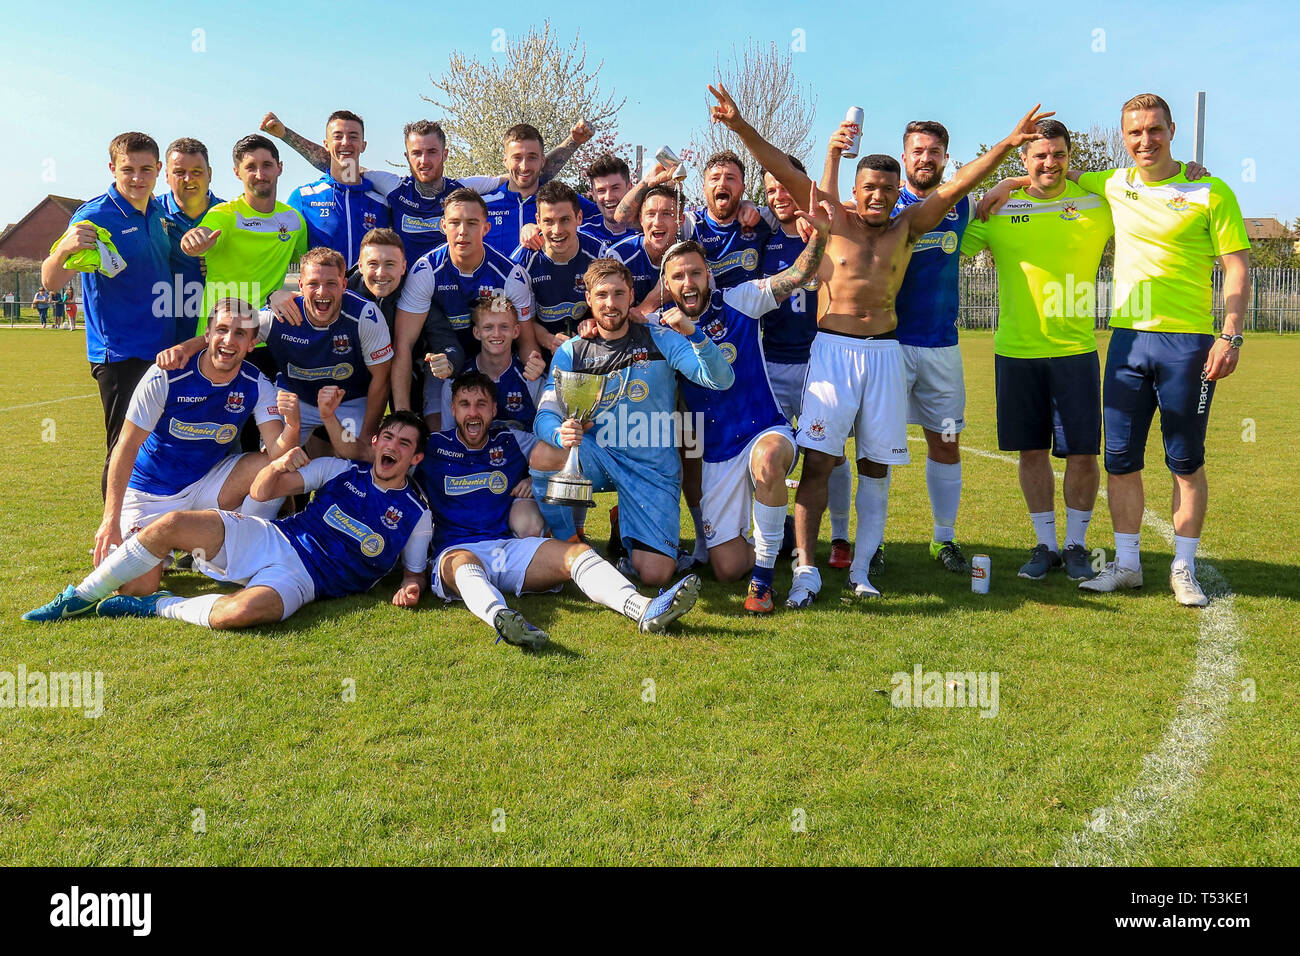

{"left": 543, "top": 369, "right": 612, "bottom": 508}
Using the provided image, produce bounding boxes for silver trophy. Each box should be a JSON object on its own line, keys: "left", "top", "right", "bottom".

{"left": 654, "top": 145, "right": 689, "bottom": 181}
{"left": 543, "top": 369, "right": 628, "bottom": 507}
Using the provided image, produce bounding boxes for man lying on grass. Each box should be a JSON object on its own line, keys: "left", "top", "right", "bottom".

{"left": 23, "top": 411, "right": 432, "bottom": 628}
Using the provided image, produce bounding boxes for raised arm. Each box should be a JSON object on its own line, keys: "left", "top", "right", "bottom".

{"left": 708, "top": 83, "right": 818, "bottom": 203}
{"left": 259, "top": 389, "right": 301, "bottom": 461}
{"left": 612, "top": 164, "right": 676, "bottom": 225}
{"left": 767, "top": 184, "right": 833, "bottom": 304}
{"left": 907, "top": 104, "right": 1055, "bottom": 239}
{"left": 261, "top": 112, "right": 332, "bottom": 174}
{"left": 250, "top": 446, "right": 312, "bottom": 502}
{"left": 540, "top": 119, "right": 594, "bottom": 180}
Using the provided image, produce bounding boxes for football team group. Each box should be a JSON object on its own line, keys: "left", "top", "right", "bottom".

{"left": 22, "top": 83, "right": 1250, "bottom": 648}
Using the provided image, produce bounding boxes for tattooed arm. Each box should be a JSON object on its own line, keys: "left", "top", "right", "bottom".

{"left": 540, "top": 119, "right": 594, "bottom": 180}
{"left": 261, "top": 112, "right": 335, "bottom": 174}
{"left": 766, "top": 183, "right": 833, "bottom": 304}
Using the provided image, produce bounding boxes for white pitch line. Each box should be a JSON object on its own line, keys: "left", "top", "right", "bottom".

{"left": 0, "top": 393, "right": 98, "bottom": 413}
{"left": 904, "top": 437, "right": 1243, "bottom": 864}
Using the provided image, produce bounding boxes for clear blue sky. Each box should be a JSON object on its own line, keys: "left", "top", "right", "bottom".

{"left": 2, "top": 0, "right": 1296, "bottom": 228}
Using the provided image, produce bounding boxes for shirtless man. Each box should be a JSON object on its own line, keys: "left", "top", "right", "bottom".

{"left": 709, "top": 83, "right": 1052, "bottom": 605}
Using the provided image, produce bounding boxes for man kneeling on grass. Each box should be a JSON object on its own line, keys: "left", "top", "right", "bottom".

{"left": 415, "top": 371, "right": 701, "bottom": 649}
{"left": 23, "top": 412, "right": 433, "bottom": 628}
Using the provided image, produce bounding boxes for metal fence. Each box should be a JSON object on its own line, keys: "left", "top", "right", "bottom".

{"left": 1, "top": 270, "right": 81, "bottom": 324}
{"left": 958, "top": 266, "right": 1300, "bottom": 333}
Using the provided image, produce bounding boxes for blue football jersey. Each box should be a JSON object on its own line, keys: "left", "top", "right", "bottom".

{"left": 480, "top": 179, "right": 599, "bottom": 258}
{"left": 396, "top": 244, "right": 533, "bottom": 357}
{"left": 275, "top": 460, "right": 432, "bottom": 600}
{"left": 158, "top": 189, "right": 222, "bottom": 341}
{"left": 758, "top": 229, "right": 817, "bottom": 365}
{"left": 578, "top": 214, "right": 636, "bottom": 249}
{"left": 512, "top": 234, "right": 609, "bottom": 335}
{"left": 258, "top": 291, "right": 393, "bottom": 405}
{"left": 288, "top": 174, "right": 392, "bottom": 265}
{"left": 608, "top": 234, "right": 661, "bottom": 303}
{"left": 672, "top": 280, "right": 786, "bottom": 463}
{"left": 364, "top": 170, "right": 503, "bottom": 264}
{"left": 415, "top": 427, "right": 529, "bottom": 551}
{"left": 891, "top": 186, "right": 972, "bottom": 348}
{"left": 440, "top": 354, "right": 544, "bottom": 433}
{"left": 681, "top": 207, "right": 772, "bottom": 288}
{"left": 124, "top": 352, "right": 280, "bottom": 496}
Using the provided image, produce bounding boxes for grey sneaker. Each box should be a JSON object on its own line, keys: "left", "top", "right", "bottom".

{"left": 1078, "top": 561, "right": 1143, "bottom": 593}
{"left": 1170, "top": 561, "right": 1209, "bottom": 607}
{"left": 1062, "top": 544, "right": 1097, "bottom": 581}
{"left": 492, "top": 609, "right": 550, "bottom": 649}
{"left": 1018, "top": 544, "right": 1062, "bottom": 580}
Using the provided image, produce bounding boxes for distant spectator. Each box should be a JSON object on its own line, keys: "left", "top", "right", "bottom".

{"left": 51, "top": 289, "right": 65, "bottom": 325}
{"left": 3, "top": 292, "right": 13, "bottom": 320}
{"left": 65, "top": 285, "right": 78, "bottom": 330}
{"left": 34, "top": 288, "right": 50, "bottom": 327}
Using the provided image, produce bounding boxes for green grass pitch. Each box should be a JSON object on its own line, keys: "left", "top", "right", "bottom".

{"left": 1, "top": 328, "right": 1296, "bottom": 865}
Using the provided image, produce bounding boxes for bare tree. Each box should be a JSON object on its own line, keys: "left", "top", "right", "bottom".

{"left": 424, "top": 20, "right": 624, "bottom": 178}
{"left": 1086, "top": 123, "right": 1130, "bottom": 169}
{"left": 689, "top": 41, "right": 817, "bottom": 202}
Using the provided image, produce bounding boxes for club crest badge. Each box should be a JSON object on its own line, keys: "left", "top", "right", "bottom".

{"left": 332, "top": 334, "right": 351, "bottom": 354}
{"left": 381, "top": 506, "right": 403, "bottom": 530}
{"left": 224, "top": 391, "right": 246, "bottom": 414}
{"left": 488, "top": 446, "right": 506, "bottom": 467}
{"left": 505, "top": 391, "right": 524, "bottom": 412}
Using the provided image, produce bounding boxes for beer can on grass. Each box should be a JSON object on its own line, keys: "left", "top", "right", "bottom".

{"left": 971, "top": 554, "right": 991, "bottom": 594}
{"left": 843, "top": 107, "right": 864, "bottom": 159}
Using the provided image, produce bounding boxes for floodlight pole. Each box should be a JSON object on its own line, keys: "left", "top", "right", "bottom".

{"left": 1193, "top": 91, "right": 1206, "bottom": 166}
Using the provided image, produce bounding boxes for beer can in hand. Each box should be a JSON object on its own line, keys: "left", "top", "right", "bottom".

{"left": 971, "top": 554, "right": 991, "bottom": 594}
{"left": 843, "top": 107, "right": 864, "bottom": 159}
{"left": 654, "top": 145, "right": 688, "bottom": 181}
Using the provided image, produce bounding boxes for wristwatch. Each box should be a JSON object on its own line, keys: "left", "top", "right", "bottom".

{"left": 1220, "top": 332, "right": 1244, "bottom": 349}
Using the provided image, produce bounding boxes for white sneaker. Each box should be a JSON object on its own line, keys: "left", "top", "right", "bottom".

{"left": 1078, "top": 561, "right": 1143, "bottom": 593}
{"left": 842, "top": 578, "right": 881, "bottom": 603}
{"left": 1170, "top": 561, "right": 1209, "bottom": 607}
{"left": 785, "top": 565, "right": 822, "bottom": 609}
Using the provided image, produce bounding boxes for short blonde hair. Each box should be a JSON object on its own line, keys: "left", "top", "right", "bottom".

{"left": 299, "top": 246, "right": 347, "bottom": 275}
{"left": 1122, "top": 93, "right": 1173, "bottom": 126}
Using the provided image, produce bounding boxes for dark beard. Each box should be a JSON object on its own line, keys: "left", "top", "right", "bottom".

{"left": 908, "top": 167, "right": 943, "bottom": 191}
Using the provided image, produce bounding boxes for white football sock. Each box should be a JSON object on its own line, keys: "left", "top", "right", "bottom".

{"left": 75, "top": 536, "right": 163, "bottom": 600}
{"left": 689, "top": 505, "right": 709, "bottom": 560}
{"left": 926, "top": 459, "right": 961, "bottom": 543}
{"left": 156, "top": 593, "right": 222, "bottom": 628}
{"left": 849, "top": 475, "right": 889, "bottom": 583}
{"left": 1173, "top": 534, "right": 1199, "bottom": 574}
{"left": 1030, "top": 511, "right": 1058, "bottom": 552}
{"left": 570, "top": 547, "right": 649, "bottom": 620}
{"left": 1115, "top": 532, "right": 1142, "bottom": 572}
{"left": 1064, "top": 507, "right": 1093, "bottom": 550}
{"left": 752, "top": 500, "right": 786, "bottom": 569}
{"left": 453, "top": 563, "right": 507, "bottom": 627}
{"left": 828, "top": 460, "right": 852, "bottom": 541}
{"left": 239, "top": 494, "right": 284, "bottom": 520}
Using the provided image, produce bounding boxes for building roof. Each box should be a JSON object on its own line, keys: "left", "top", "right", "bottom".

{"left": 1244, "top": 217, "right": 1289, "bottom": 240}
